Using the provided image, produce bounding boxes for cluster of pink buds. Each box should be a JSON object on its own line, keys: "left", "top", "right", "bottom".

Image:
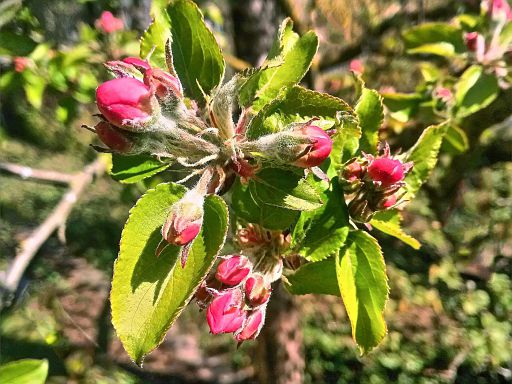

{"left": 341, "top": 142, "right": 413, "bottom": 222}
{"left": 96, "top": 11, "right": 124, "bottom": 34}
{"left": 482, "top": 0, "right": 512, "bottom": 21}
{"left": 195, "top": 255, "right": 272, "bottom": 342}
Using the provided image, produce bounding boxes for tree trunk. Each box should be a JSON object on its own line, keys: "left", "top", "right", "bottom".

{"left": 256, "top": 282, "right": 304, "bottom": 384}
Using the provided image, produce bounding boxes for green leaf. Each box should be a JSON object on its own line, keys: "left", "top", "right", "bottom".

{"left": 370, "top": 209, "right": 421, "bottom": 250}
{"left": 231, "top": 179, "right": 298, "bottom": 230}
{"left": 404, "top": 123, "right": 447, "bottom": 198}
{"left": 291, "top": 179, "right": 350, "bottom": 261}
{"left": 441, "top": 125, "right": 469, "bottom": 154}
{"left": 285, "top": 258, "right": 340, "bottom": 296}
{"left": 403, "top": 23, "right": 465, "bottom": 57}
{"left": 249, "top": 168, "right": 323, "bottom": 211}
{"left": 109, "top": 154, "right": 170, "bottom": 184}
{"left": 111, "top": 183, "right": 228, "bottom": 364}
{"left": 336, "top": 230, "right": 389, "bottom": 354}
{"left": 355, "top": 88, "right": 383, "bottom": 153}
{"left": 0, "top": 359, "right": 48, "bottom": 384}
{"left": 22, "top": 72, "right": 45, "bottom": 110}
{"left": 454, "top": 65, "right": 499, "bottom": 118}
{"left": 140, "top": 15, "right": 171, "bottom": 69}
{"left": 0, "top": 31, "right": 36, "bottom": 56}
{"left": 246, "top": 85, "right": 353, "bottom": 140}
{"left": 166, "top": 0, "right": 225, "bottom": 103}
{"left": 328, "top": 113, "right": 361, "bottom": 178}
{"left": 382, "top": 92, "right": 423, "bottom": 123}
{"left": 239, "top": 18, "right": 318, "bottom": 112}
{"left": 0, "top": 0, "right": 22, "bottom": 29}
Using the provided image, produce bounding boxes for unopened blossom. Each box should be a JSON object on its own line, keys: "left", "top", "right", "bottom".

{"left": 215, "top": 255, "right": 252, "bottom": 286}
{"left": 235, "top": 306, "right": 266, "bottom": 341}
{"left": 144, "top": 68, "right": 182, "bottom": 99}
{"left": 291, "top": 124, "right": 333, "bottom": 168}
{"left": 94, "top": 121, "right": 134, "bottom": 153}
{"left": 96, "top": 11, "right": 124, "bottom": 33}
{"left": 206, "top": 289, "right": 246, "bottom": 334}
{"left": 244, "top": 274, "right": 271, "bottom": 307}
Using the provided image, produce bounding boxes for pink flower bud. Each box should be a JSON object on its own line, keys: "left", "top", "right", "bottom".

{"left": 367, "top": 157, "right": 407, "bottom": 187}
{"left": 349, "top": 59, "right": 364, "bottom": 75}
{"left": 434, "top": 87, "right": 453, "bottom": 103}
{"left": 122, "top": 57, "right": 151, "bottom": 71}
{"left": 96, "top": 77, "right": 156, "bottom": 130}
{"left": 483, "top": 0, "right": 512, "bottom": 21}
{"left": 343, "top": 161, "right": 364, "bottom": 182}
{"left": 162, "top": 190, "right": 204, "bottom": 246}
{"left": 464, "top": 32, "right": 485, "bottom": 61}
{"left": 96, "top": 11, "right": 124, "bottom": 34}
{"left": 143, "top": 68, "right": 182, "bottom": 99}
{"left": 235, "top": 307, "right": 266, "bottom": 341}
{"left": 381, "top": 194, "right": 397, "bottom": 209}
{"left": 244, "top": 274, "right": 271, "bottom": 307}
{"left": 94, "top": 121, "right": 134, "bottom": 153}
{"left": 206, "top": 289, "right": 246, "bottom": 334}
{"left": 292, "top": 125, "right": 333, "bottom": 168}
{"left": 215, "top": 255, "right": 252, "bottom": 286}
{"left": 13, "top": 57, "right": 29, "bottom": 73}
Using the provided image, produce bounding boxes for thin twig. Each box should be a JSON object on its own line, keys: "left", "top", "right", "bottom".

{"left": 0, "top": 162, "right": 76, "bottom": 185}
{"left": 1, "top": 159, "right": 106, "bottom": 294}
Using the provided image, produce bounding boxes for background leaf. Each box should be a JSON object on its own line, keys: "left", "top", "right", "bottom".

{"left": 403, "top": 23, "right": 465, "bottom": 57}
{"left": 285, "top": 258, "right": 340, "bottom": 296}
{"left": 111, "top": 183, "right": 228, "bottom": 364}
{"left": 370, "top": 209, "right": 421, "bottom": 250}
{"left": 139, "top": 15, "right": 171, "bottom": 69}
{"left": 404, "top": 123, "right": 447, "bottom": 198}
{"left": 291, "top": 179, "right": 350, "bottom": 261}
{"left": 109, "top": 154, "right": 170, "bottom": 184}
{"left": 249, "top": 168, "right": 323, "bottom": 211}
{"left": 454, "top": 65, "right": 499, "bottom": 118}
{"left": 0, "top": 359, "right": 48, "bottom": 384}
{"left": 239, "top": 18, "right": 318, "bottom": 112}
{"left": 355, "top": 87, "right": 384, "bottom": 153}
{"left": 166, "top": 0, "right": 225, "bottom": 103}
{"left": 336, "top": 230, "right": 389, "bottom": 354}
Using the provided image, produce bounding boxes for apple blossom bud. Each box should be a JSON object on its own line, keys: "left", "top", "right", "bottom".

{"left": 244, "top": 274, "right": 271, "bottom": 307}
{"left": 380, "top": 194, "right": 397, "bottom": 209}
{"left": 292, "top": 125, "right": 333, "bottom": 168}
{"left": 464, "top": 32, "right": 485, "bottom": 61}
{"left": 122, "top": 57, "right": 151, "bottom": 71}
{"left": 162, "top": 189, "right": 204, "bottom": 247}
{"left": 342, "top": 160, "right": 364, "bottom": 182}
{"left": 235, "top": 307, "right": 266, "bottom": 341}
{"left": 482, "top": 0, "right": 512, "bottom": 21}
{"left": 349, "top": 59, "right": 364, "bottom": 75}
{"left": 367, "top": 157, "right": 407, "bottom": 187}
{"left": 434, "top": 87, "right": 453, "bottom": 103}
{"left": 96, "top": 11, "right": 124, "bottom": 34}
{"left": 215, "top": 255, "right": 252, "bottom": 286}
{"left": 96, "top": 77, "right": 157, "bottom": 131}
{"left": 206, "top": 289, "right": 246, "bottom": 334}
{"left": 13, "top": 57, "right": 30, "bottom": 73}
{"left": 94, "top": 121, "right": 134, "bottom": 153}
{"left": 144, "top": 68, "right": 182, "bottom": 99}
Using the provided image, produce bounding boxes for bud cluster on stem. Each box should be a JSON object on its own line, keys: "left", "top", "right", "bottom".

{"left": 341, "top": 142, "right": 413, "bottom": 223}
{"left": 195, "top": 254, "right": 272, "bottom": 342}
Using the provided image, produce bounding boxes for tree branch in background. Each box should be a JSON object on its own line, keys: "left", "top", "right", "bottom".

{"left": 0, "top": 162, "right": 76, "bottom": 185}
{"left": 0, "top": 159, "right": 106, "bottom": 303}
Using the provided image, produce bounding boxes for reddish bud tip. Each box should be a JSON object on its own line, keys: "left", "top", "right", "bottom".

{"left": 94, "top": 121, "right": 134, "bottom": 153}
{"left": 215, "top": 255, "right": 252, "bottom": 286}
{"left": 381, "top": 194, "right": 397, "bottom": 209}
{"left": 343, "top": 161, "right": 364, "bottom": 182}
{"left": 96, "top": 77, "right": 155, "bottom": 129}
{"left": 144, "top": 68, "right": 182, "bottom": 99}
{"left": 292, "top": 125, "right": 333, "bottom": 168}
{"left": 244, "top": 274, "right": 271, "bottom": 307}
{"left": 206, "top": 289, "right": 246, "bottom": 334}
{"left": 235, "top": 307, "right": 266, "bottom": 341}
{"left": 367, "top": 157, "right": 406, "bottom": 187}
{"left": 349, "top": 59, "right": 364, "bottom": 75}
{"left": 13, "top": 57, "right": 30, "bottom": 73}
{"left": 162, "top": 190, "right": 204, "bottom": 247}
{"left": 96, "top": 11, "right": 124, "bottom": 34}
{"left": 122, "top": 57, "right": 151, "bottom": 71}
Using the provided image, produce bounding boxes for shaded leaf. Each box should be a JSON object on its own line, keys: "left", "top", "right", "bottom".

{"left": 454, "top": 65, "right": 498, "bottom": 118}
{"left": 109, "top": 154, "right": 170, "bottom": 184}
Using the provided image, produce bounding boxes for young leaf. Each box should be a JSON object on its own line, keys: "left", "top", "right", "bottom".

{"left": 355, "top": 87, "right": 383, "bottom": 154}
{"left": 336, "top": 230, "right": 389, "bottom": 354}
{"left": 291, "top": 179, "right": 350, "bottom": 262}
{"left": 166, "top": 0, "right": 225, "bottom": 103}
{"left": 111, "top": 183, "right": 228, "bottom": 365}
{"left": 403, "top": 23, "right": 465, "bottom": 57}
{"left": 441, "top": 125, "right": 469, "bottom": 154}
{"left": 239, "top": 18, "right": 318, "bottom": 112}
{"left": 285, "top": 258, "right": 340, "bottom": 296}
{"left": 249, "top": 168, "right": 323, "bottom": 211}
{"left": 370, "top": 209, "right": 421, "bottom": 250}
{"left": 140, "top": 14, "right": 171, "bottom": 69}
{"left": 231, "top": 179, "right": 298, "bottom": 230}
{"left": 382, "top": 92, "right": 423, "bottom": 123}
{"left": 0, "top": 359, "right": 48, "bottom": 384}
{"left": 328, "top": 113, "right": 361, "bottom": 178}
{"left": 246, "top": 85, "right": 353, "bottom": 140}
{"left": 404, "top": 122, "right": 447, "bottom": 198}
{"left": 454, "top": 65, "right": 499, "bottom": 118}
{"left": 109, "top": 154, "right": 170, "bottom": 184}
